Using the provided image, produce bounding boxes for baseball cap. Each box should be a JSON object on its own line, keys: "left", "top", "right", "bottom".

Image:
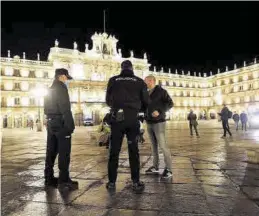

{"left": 55, "top": 68, "right": 73, "bottom": 80}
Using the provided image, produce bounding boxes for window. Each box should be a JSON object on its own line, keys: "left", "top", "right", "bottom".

{"left": 249, "top": 83, "right": 253, "bottom": 89}
{"left": 43, "top": 72, "right": 48, "bottom": 78}
{"left": 29, "top": 70, "right": 35, "bottom": 78}
{"left": 1, "top": 67, "right": 4, "bottom": 75}
{"left": 13, "top": 69, "right": 20, "bottom": 77}
{"left": 71, "top": 64, "right": 85, "bottom": 80}
{"left": 30, "top": 98, "right": 36, "bottom": 106}
{"left": 239, "top": 86, "right": 243, "bottom": 91}
{"left": 14, "top": 83, "right": 20, "bottom": 90}
{"left": 14, "top": 97, "right": 20, "bottom": 105}
{"left": 5, "top": 67, "right": 14, "bottom": 76}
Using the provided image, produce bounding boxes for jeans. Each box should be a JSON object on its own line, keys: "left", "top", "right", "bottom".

{"left": 241, "top": 121, "right": 247, "bottom": 131}
{"left": 234, "top": 121, "right": 239, "bottom": 131}
{"left": 190, "top": 124, "right": 199, "bottom": 136}
{"left": 147, "top": 122, "right": 172, "bottom": 171}
{"left": 222, "top": 119, "right": 232, "bottom": 137}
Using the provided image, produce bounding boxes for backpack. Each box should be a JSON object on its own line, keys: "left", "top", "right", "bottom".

{"left": 228, "top": 111, "right": 233, "bottom": 119}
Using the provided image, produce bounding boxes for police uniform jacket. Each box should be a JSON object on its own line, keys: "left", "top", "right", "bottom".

{"left": 105, "top": 69, "right": 149, "bottom": 114}
{"left": 44, "top": 80, "right": 75, "bottom": 134}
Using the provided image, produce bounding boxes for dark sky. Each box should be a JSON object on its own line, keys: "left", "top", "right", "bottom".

{"left": 1, "top": 1, "right": 259, "bottom": 74}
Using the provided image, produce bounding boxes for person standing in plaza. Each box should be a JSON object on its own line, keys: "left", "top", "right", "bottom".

{"left": 218, "top": 104, "right": 232, "bottom": 138}
{"left": 44, "top": 68, "right": 78, "bottom": 191}
{"left": 29, "top": 119, "right": 34, "bottom": 130}
{"left": 105, "top": 60, "right": 149, "bottom": 192}
{"left": 240, "top": 111, "right": 248, "bottom": 131}
{"left": 232, "top": 111, "right": 240, "bottom": 131}
{"left": 187, "top": 109, "right": 199, "bottom": 137}
{"left": 144, "top": 75, "right": 174, "bottom": 179}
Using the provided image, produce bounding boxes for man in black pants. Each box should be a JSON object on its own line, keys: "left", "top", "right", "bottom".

{"left": 105, "top": 60, "right": 149, "bottom": 192}
{"left": 218, "top": 104, "right": 232, "bottom": 138}
{"left": 44, "top": 68, "right": 78, "bottom": 191}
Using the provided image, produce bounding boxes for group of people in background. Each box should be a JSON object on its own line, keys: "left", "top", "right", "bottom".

{"left": 232, "top": 111, "right": 248, "bottom": 131}
{"left": 186, "top": 105, "right": 249, "bottom": 139}
{"left": 218, "top": 104, "right": 249, "bottom": 138}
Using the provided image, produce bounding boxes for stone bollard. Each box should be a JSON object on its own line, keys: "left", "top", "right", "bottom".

{"left": 246, "top": 150, "right": 259, "bottom": 164}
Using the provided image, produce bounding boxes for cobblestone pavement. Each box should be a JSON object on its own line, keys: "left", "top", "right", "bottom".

{"left": 1, "top": 120, "right": 259, "bottom": 216}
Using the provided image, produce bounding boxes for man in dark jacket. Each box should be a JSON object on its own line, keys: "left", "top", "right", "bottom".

{"left": 144, "top": 75, "right": 173, "bottom": 179}
{"left": 187, "top": 109, "right": 199, "bottom": 137}
{"left": 240, "top": 111, "right": 248, "bottom": 131}
{"left": 105, "top": 60, "right": 149, "bottom": 192}
{"left": 44, "top": 68, "right": 78, "bottom": 191}
{"left": 218, "top": 104, "right": 232, "bottom": 138}
{"left": 232, "top": 111, "right": 240, "bottom": 131}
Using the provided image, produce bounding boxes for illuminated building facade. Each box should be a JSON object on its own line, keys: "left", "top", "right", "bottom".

{"left": 1, "top": 32, "right": 259, "bottom": 128}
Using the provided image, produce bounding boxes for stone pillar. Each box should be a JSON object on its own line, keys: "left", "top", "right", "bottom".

{"left": 8, "top": 114, "right": 14, "bottom": 128}
{"left": 77, "top": 88, "right": 83, "bottom": 126}
{"left": 93, "top": 109, "right": 100, "bottom": 125}
{"left": 0, "top": 115, "right": 3, "bottom": 129}
{"left": 23, "top": 113, "right": 27, "bottom": 128}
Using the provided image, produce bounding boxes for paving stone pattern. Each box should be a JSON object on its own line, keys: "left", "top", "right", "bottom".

{"left": 1, "top": 120, "right": 259, "bottom": 216}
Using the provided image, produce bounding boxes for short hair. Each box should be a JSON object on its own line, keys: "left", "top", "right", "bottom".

{"left": 121, "top": 60, "right": 133, "bottom": 70}
{"left": 145, "top": 75, "right": 156, "bottom": 82}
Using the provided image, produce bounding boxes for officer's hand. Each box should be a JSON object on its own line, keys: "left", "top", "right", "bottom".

{"left": 152, "top": 111, "right": 160, "bottom": 117}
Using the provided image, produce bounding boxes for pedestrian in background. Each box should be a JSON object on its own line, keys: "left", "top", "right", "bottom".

{"left": 232, "top": 111, "right": 240, "bottom": 131}
{"left": 187, "top": 109, "right": 199, "bottom": 137}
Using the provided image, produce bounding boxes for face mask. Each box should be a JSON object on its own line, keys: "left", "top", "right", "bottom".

{"left": 65, "top": 80, "right": 70, "bottom": 88}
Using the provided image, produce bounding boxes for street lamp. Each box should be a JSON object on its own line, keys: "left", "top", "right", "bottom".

{"left": 31, "top": 87, "right": 48, "bottom": 132}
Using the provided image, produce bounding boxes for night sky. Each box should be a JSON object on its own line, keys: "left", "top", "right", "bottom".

{"left": 1, "top": 1, "right": 259, "bottom": 74}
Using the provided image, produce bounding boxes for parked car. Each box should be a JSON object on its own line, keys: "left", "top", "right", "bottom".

{"left": 83, "top": 118, "right": 94, "bottom": 126}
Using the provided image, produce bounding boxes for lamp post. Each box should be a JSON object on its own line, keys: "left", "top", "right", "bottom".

{"left": 31, "top": 87, "right": 48, "bottom": 132}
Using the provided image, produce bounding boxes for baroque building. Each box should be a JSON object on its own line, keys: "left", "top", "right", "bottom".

{"left": 1, "top": 32, "right": 259, "bottom": 128}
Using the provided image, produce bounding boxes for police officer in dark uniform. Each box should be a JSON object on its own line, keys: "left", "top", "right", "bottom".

{"left": 44, "top": 68, "right": 78, "bottom": 191}
{"left": 105, "top": 60, "right": 149, "bottom": 192}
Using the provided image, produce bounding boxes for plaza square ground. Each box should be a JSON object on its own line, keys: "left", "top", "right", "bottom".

{"left": 1, "top": 120, "right": 259, "bottom": 216}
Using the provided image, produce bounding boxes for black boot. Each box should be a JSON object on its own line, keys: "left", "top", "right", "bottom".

{"left": 58, "top": 179, "right": 79, "bottom": 191}
{"left": 106, "top": 182, "right": 116, "bottom": 190}
{"left": 45, "top": 177, "right": 58, "bottom": 187}
{"left": 132, "top": 181, "right": 145, "bottom": 193}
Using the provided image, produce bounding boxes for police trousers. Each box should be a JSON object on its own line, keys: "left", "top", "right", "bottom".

{"left": 108, "top": 119, "right": 140, "bottom": 183}
{"left": 44, "top": 118, "right": 72, "bottom": 183}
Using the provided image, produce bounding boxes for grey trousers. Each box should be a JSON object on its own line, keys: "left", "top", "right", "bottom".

{"left": 147, "top": 122, "right": 172, "bottom": 171}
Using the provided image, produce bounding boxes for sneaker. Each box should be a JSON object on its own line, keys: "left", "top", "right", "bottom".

{"left": 132, "top": 181, "right": 145, "bottom": 193}
{"left": 45, "top": 177, "right": 58, "bottom": 187}
{"left": 58, "top": 180, "right": 79, "bottom": 191}
{"left": 145, "top": 166, "right": 159, "bottom": 174}
{"left": 221, "top": 136, "right": 226, "bottom": 139}
{"left": 106, "top": 182, "right": 116, "bottom": 190}
{"left": 161, "top": 169, "right": 172, "bottom": 179}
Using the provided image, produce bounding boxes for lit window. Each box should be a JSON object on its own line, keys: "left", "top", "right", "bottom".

{"left": 71, "top": 64, "right": 85, "bottom": 80}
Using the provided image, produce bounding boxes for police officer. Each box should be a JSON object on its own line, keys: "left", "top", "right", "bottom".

{"left": 44, "top": 68, "right": 78, "bottom": 190}
{"left": 105, "top": 60, "right": 149, "bottom": 192}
